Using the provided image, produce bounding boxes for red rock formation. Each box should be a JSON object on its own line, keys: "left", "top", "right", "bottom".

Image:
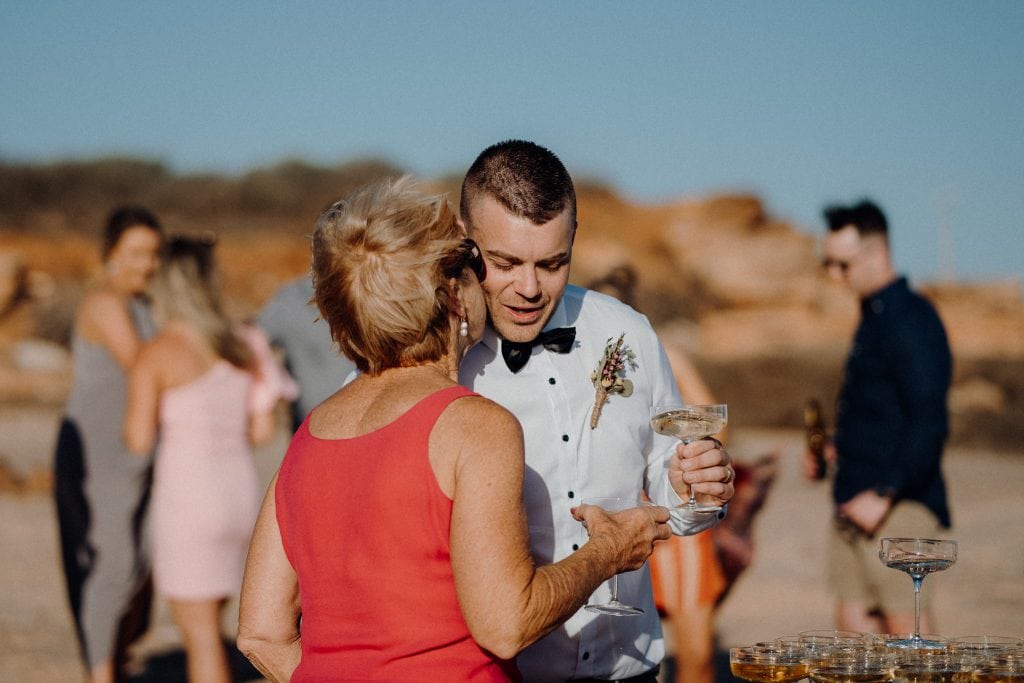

{"left": 2, "top": 189, "right": 1021, "bottom": 447}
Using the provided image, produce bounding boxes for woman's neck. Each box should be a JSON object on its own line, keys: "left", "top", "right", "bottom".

{"left": 379, "top": 360, "right": 456, "bottom": 383}
{"left": 97, "top": 277, "right": 138, "bottom": 300}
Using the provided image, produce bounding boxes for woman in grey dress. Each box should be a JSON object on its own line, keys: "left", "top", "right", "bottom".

{"left": 55, "top": 206, "right": 163, "bottom": 683}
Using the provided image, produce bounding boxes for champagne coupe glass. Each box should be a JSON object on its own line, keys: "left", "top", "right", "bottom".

{"left": 798, "top": 631, "right": 867, "bottom": 662}
{"left": 878, "top": 537, "right": 958, "bottom": 649}
{"left": 730, "top": 646, "right": 808, "bottom": 683}
{"left": 651, "top": 403, "right": 728, "bottom": 514}
{"left": 807, "top": 648, "right": 892, "bottom": 683}
{"left": 580, "top": 497, "right": 644, "bottom": 617}
{"left": 889, "top": 650, "right": 961, "bottom": 683}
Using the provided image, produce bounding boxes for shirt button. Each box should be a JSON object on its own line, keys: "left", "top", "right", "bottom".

{"left": 582, "top": 651, "right": 590, "bottom": 660}
{"left": 562, "top": 434, "right": 569, "bottom": 442}
{"left": 548, "top": 377, "right": 556, "bottom": 385}
{"left": 568, "top": 491, "right": 574, "bottom": 499}
{"left": 572, "top": 543, "right": 579, "bottom": 551}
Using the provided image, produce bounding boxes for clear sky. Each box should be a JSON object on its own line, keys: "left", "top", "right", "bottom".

{"left": 3, "top": 2, "right": 1022, "bottom": 281}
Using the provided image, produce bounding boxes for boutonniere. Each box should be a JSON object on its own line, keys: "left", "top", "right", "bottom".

{"left": 590, "top": 332, "right": 637, "bottom": 429}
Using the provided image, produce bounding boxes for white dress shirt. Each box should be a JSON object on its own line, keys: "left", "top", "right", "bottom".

{"left": 460, "top": 285, "right": 722, "bottom": 682}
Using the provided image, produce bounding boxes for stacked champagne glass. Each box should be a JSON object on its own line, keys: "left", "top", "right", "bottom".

{"left": 730, "top": 631, "right": 1023, "bottom": 682}
{"left": 729, "top": 537, "right": 1023, "bottom": 682}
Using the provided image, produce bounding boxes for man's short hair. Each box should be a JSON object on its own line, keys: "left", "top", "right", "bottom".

{"left": 823, "top": 199, "right": 888, "bottom": 238}
{"left": 460, "top": 139, "right": 576, "bottom": 226}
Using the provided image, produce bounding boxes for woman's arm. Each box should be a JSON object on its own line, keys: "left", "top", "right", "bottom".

{"left": 248, "top": 410, "right": 277, "bottom": 446}
{"left": 242, "top": 325, "right": 298, "bottom": 446}
{"left": 439, "top": 398, "right": 670, "bottom": 659}
{"left": 77, "top": 288, "right": 144, "bottom": 371}
{"left": 123, "top": 340, "right": 163, "bottom": 455}
{"left": 237, "top": 474, "right": 302, "bottom": 682}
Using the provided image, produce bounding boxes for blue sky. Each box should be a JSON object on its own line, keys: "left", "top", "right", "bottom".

{"left": 3, "top": 2, "right": 1022, "bottom": 281}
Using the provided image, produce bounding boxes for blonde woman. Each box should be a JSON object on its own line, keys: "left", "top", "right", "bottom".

{"left": 237, "top": 177, "right": 672, "bottom": 682}
{"left": 124, "top": 235, "right": 296, "bottom": 683}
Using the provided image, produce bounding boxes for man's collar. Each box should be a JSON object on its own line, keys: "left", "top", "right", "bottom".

{"left": 863, "top": 275, "right": 906, "bottom": 300}
{"left": 861, "top": 275, "right": 908, "bottom": 313}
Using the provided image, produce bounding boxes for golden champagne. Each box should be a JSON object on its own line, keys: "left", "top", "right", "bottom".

{"left": 651, "top": 409, "right": 726, "bottom": 441}
{"left": 891, "top": 669, "right": 960, "bottom": 683}
{"left": 809, "top": 669, "right": 891, "bottom": 683}
{"left": 731, "top": 660, "right": 809, "bottom": 683}
{"left": 969, "top": 670, "right": 1024, "bottom": 683}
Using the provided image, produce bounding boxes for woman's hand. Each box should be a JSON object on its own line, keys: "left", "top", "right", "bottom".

{"left": 571, "top": 503, "right": 672, "bottom": 573}
{"left": 123, "top": 340, "right": 163, "bottom": 455}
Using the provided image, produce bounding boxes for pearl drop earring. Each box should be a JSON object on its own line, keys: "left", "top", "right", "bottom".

{"left": 459, "top": 319, "right": 469, "bottom": 337}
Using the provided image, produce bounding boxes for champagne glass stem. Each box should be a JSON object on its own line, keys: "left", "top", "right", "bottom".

{"left": 681, "top": 437, "right": 696, "bottom": 507}
{"left": 912, "top": 576, "right": 923, "bottom": 641}
{"left": 609, "top": 575, "right": 619, "bottom": 603}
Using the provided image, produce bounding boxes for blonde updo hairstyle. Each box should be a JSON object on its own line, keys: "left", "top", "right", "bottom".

{"left": 312, "top": 176, "right": 470, "bottom": 376}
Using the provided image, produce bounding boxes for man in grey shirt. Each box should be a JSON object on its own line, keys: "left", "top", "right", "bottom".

{"left": 258, "top": 276, "right": 355, "bottom": 430}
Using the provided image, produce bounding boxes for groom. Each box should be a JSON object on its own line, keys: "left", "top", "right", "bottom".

{"left": 458, "top": 140, "right": 736, "bottom": 682}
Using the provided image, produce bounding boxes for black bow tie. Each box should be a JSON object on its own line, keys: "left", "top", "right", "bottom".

{"left": 501, "top": 327, "right": 576, "bottom": 373}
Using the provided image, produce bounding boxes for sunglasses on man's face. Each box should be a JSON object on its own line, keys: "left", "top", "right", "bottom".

{"left": 822, "top": 257, "right": 851, "bottom": 273}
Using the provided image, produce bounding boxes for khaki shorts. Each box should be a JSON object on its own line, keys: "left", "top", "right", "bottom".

{"left": 827, "top": 501, "right": 946, "bottom": 615}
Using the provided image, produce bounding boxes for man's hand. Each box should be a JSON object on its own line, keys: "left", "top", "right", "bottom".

{"left": 668, "top": 437, "right": 735, "bottom": 507}
{"left": 837, "top": 490, "right": 892, "bottom": 536}
{"left": 802, "top": 441, "right": 837, "bottom": 480}
{"left": 572, "top": 503, "right": 671, "bottom": 573}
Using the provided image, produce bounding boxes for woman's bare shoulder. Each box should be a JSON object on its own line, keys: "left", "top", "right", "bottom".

{"left": 430, "top": 392, "right": 524, "bottom": 497}
{"left": 77, "top": 285, "right": 127, "bottom": 324}
{"left": 137, "top": 327, "right": 206, "bottom": 377}
{"left": 132, "top": 331, "right": 173, "bottom": 370}
{"left": 443, "top": 393, "right": 522, "bottom": 441}
{"left": 76, "top": 286, "right": 141, "bottom": 350}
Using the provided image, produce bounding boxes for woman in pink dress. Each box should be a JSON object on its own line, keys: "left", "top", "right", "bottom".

{"left": 124, "top": 235, "right": 296, "bottom": 683}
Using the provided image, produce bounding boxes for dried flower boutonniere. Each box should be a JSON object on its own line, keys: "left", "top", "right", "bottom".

{"left": 590, "top": 333, "right": 638, "bottom": 429}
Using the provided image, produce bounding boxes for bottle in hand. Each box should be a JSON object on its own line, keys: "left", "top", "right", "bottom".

{"left": 803, "top": 398, "right": 827, "bottom": 480}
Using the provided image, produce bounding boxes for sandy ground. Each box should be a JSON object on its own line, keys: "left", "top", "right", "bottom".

{"left": 1, "top": 406, "right": 1021, "bottom": 682}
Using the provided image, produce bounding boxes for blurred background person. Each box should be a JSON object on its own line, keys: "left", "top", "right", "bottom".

{"left": 54, "top": 205, "right": 163, "bottom": 683}
{"left": 123, "top": 235, "right": 296, "bottom": 683}
{"left": 258, "top": 274, "right": 355, "bottom": 432}
{"left": 238, "top": 177, "right": 670, "bottom": 681}
{"left": 646, "top": 357, "right": 727, "bottom": 683}
{"left": 588, "top": 264, "right": 777, "bottom": 683}
{"left": 589, "top": 265, "right": 724, "bottom": 683}
{"left": 810, "top": 199, "right": 952, "bottom": 634}
{"left": 709, "top": 455, "right": 776, "bottom": 607}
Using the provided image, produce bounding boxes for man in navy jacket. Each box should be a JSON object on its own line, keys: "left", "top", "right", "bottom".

{"left": 811, "top": 198, "right": 952, "bottom": 635}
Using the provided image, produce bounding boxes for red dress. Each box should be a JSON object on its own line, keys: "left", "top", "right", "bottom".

{"left": 276, "top": 385, "right": 519, "bottom": 682}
